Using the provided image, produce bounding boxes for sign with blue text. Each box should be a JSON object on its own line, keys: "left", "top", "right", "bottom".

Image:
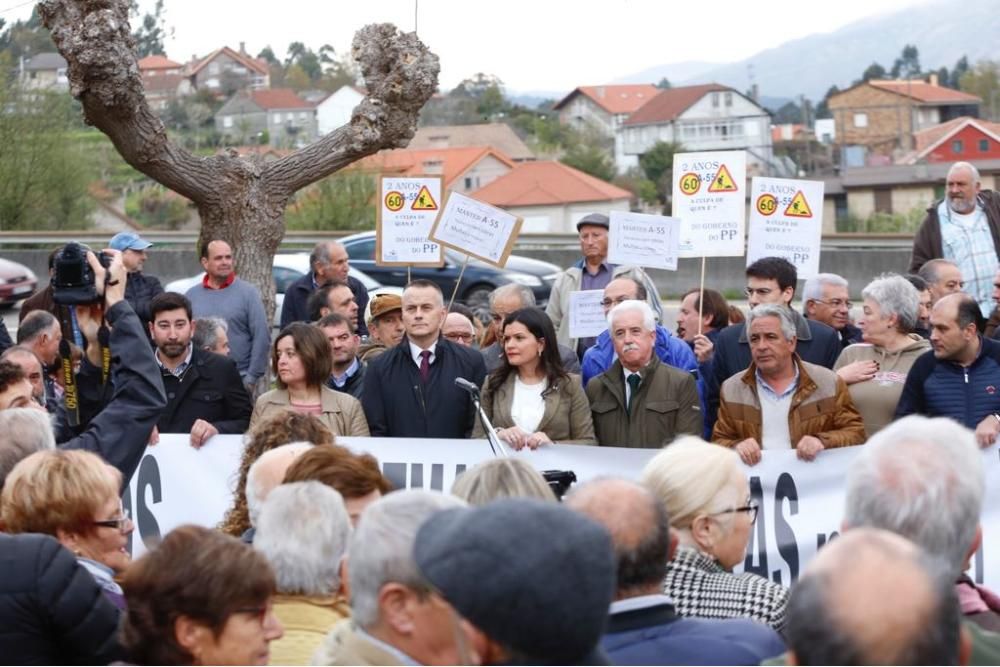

{"left": 377, "top": 176, "right": 444, "bottom": 267}
{"left": 672, "top": 151, "right": 747, "bottom": 258}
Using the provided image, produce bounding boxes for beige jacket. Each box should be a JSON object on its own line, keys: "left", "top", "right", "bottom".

{"left": 473, "top": 372, "right": 596, "bottom": 444}
{"left": 269, "top": 594, "right": 350, "bottom": 666}
{"left": 312, "top": 620, "right": 407, "bottom": 666}
{"left": 251, "top": 386, "right": 370, "bottom": 437}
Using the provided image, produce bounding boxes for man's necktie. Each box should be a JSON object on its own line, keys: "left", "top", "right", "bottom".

{"left": 419, "top": 349, "right": 432, "bottom": 383}
{"left": 627, "top": 373, "right": 641, "bottom": 415}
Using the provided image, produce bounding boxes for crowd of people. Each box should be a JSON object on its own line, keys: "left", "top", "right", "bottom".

{"left": 0, "top": 159, "right": 999, "bottom": 664}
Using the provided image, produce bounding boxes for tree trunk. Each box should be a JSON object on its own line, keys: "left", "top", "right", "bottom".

{"left": 40, "top": 0, "right": 439, "bottom": 320}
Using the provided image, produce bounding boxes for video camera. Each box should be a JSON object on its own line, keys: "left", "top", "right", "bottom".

{"left": 52, "top": 242, "right": 112, "bottom": 306}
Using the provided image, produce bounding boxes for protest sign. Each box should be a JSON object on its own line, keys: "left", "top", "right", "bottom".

{"left": 429, "top": 192, "right": 522, "bottom": 267}
{"left": 608, "top": 211, "right": 680, "bottom": 271}
{"left": 671, "top": 150, "right": 747, "bottom": 258}
{"left": 122, "top": 436, "right": 1000, "bottom": 591}
{"left": 747, "top": 177, "right": 825, "bottom": 279}
{"left": 568, "top": 290, "right": 608, "bottom": 339}
{"left": 376, "top": 176, "right": 445, "bottom": 267}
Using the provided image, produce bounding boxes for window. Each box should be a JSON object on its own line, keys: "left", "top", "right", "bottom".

{"left": 724, "top": 92, "right": 733, "bottom": 107}
{"left": 874, "top": 188, "right": 892, "bottom": 214}
{"left": 223, "top": 116, "right": 233, "bottom": 128}
{"left": 953, "top": 140, "right": 964, "bottom": 154}
{"left": 980, "top": 139, "right": 990, "bottom": 152}
{"left": 272, "top": 267, "right": 303, "bottom": 294}
{"left": 273, "top": 112, "right": 282, "bottom": 123}
{"left": 345, "top": 238, "right": 376, "bottom": 261}
{"left": 853, "top": 113, "right": 868, "bottom": 128}
{"left": 711, "top": 93, "right": 720, "bottom": 108}
{"left": 464, "top": 177, "right": 473, "bottom": 189}
{"left": 208, "top": 62, "right": 219, "bottom": 75}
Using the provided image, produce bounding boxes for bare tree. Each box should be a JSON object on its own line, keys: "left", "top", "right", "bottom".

{"left": 40, "top": 0, "right": 439, "bottom": 315}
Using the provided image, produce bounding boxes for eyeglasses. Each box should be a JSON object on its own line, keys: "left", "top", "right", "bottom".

{"left": 812, "top": 298, "right": 852, "bottom": 309}
{"left": 92, "top": 507, "right": 132, "bottom": 532}
{"left": 710, "top": 501, "right": 759, "bottom": 524}
{"left": 443, "top": 332, "right": 475, "bottom": 343}
{"left": 600, "top": 295, "right": 634, "bottom": 308}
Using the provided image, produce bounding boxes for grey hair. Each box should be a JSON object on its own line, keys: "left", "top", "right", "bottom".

{"left": 254, "top": 481, "right": 351, "bottom": 596}
{"left": 348, "top": 489, "right": 465, "bottom": 629}
{"left": 16, "top": 310, "right": 58, "bottom": 345}
{"left": 246, "top": 441, "right": 314, "bottom": 528}
{"left": 451, "top": 458, "right": 556, "bottom": 505}
{"left": 801, "top": 273, "right": 848, "bottom": 304}
{"left": 310, "top": 241, "right": 342, "bottom": 270}
{"left": 607, "top": 299, "right": 656, "bottom": 332}
{"left": 0, "top": 408, "right": 56, "bottom": 491}
{"left": 948, "top": 161, "right": 981, "bottom": 185}
{"left": 844, "top": 415, "right": 983, "bottom": 579}
{"left": 745, "top": 303, "right": 796, "bottom": 341}
{"left": 488, "top": 283, "right": 535, "bottom": 309}
{"left": 861, "top": 273, "right": 920, "bottom": 333}
{"left": 192, "top": 316, "right": 228, "bottom": 352}
{"left": 917, "top": 258, "right": 959, "bottom": 287}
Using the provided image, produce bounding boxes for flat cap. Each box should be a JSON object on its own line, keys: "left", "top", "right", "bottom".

{"left": 366, "top": 292, "right": 402, "bottom": 322}
{"left": 413, "top": 498, "right": 615, "bottom": 664}
{"left": 575, "top": 213, "right": 609, "bottom": 231}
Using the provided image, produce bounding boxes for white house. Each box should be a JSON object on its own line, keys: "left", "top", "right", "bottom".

{"left": 553, "top": 84, "right": 659, "bottom": 172}
{"left": 315, "top": 85, "right": 366, "bottom": 136}
{"left": 618, "top": 83, "right": 774, "bottom": 175}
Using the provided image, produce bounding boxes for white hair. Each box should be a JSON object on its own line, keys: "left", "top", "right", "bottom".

{"left": 801, "top": 273, "right": 848, "bottom": 304}
{"left": 745, "top": 303, "right": 797, "bottom": 341}
{"left": 845, "top": 415, "right": 984, "bottom": 579}
{"left": 948, "top": 161, "right": 981, "bottom": 185}
{"left": 246, "top": 441, "right": 314, "bottom": 528}
{"left": 0, "top": 408, "right": 56, "bottom": 490}
{"left": 347, "top": 489, "right": 465, "bottom": 629}
{"left": 607, "top": 299, "right": 656, "bottom": 332}
{"left": 862, "top": 273, "right": 920, "bottom": 333}
{"left": 254, "top": 481, "right": 351, "bottom": 596}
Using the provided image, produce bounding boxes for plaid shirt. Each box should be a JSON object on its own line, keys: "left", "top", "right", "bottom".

{"left": 940, "top": 200, "right": 996, "bottom": 317}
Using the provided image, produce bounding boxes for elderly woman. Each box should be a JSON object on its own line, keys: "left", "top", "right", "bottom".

{"left": 251, "top": 323, "right": 369, "bottom": 437}
{"left": 121, "top": 525, "right": 283, "bottom": 665}
{"left": 835, "top": 274, "right": 930, "bottom": 435}
{"left": 451, "top": 457, "right": 557, "bottom": 505}
{"left": 220, "top": 411, "right": 334, "bottom": 537}
{"left": 2, "top": 449, "right": 133, "bottom": 609}
{"left": 473, "top": 307, "right": 595, "bottom": 448}
{"left": 253, "top": 481, "right": 352, "bottom": 665}
{"left": 641, "top": 437, "right": 788, "bottom": 632}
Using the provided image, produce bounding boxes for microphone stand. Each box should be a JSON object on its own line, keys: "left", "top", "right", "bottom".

{"left": 471, "top": 389, "right": 509, "bottom": 458}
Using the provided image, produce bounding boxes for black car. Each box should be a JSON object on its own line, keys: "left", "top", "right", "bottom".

{"left": 340, "top": 231, "right": 561, "bottom": 308}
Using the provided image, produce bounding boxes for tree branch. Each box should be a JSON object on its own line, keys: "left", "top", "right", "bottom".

{"left": 264, "top": 23, "right": 439, "bottom": 194}
{"left": 39, "top": 0, "right": 218, "bottom": 203}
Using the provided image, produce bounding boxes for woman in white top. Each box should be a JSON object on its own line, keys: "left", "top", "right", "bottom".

{"left": 474, "top": 308, "right": 595, "bottom": 448}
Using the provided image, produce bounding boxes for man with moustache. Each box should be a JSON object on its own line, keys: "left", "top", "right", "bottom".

{"left": 911, "top": 161, "right": 1000, "bottom": 317}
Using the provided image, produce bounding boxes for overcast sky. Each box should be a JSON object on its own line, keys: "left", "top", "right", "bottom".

{"left": 4, "top": 0, "right": 933, "bottom": 93}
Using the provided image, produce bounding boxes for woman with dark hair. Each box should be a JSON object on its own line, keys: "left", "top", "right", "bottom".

{"left": 120, "top": 525, "right": 283, "bottom": 665}
{"left": 473, "top": 307, "right": 595, "bottom": 448}
{"left": 251, "top": 323, "right": 369, "bottom": 437}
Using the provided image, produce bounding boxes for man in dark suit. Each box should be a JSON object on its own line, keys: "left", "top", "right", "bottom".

{"left": 149, "top": 292, "right": 251, "bottom": 447}
{"left": 280, "top": 241, "right": 369, "bottom": 336}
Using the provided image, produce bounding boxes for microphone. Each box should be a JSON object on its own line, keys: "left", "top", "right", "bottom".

{"left": 454, "top": 377, "right": 480, "bottom": 395}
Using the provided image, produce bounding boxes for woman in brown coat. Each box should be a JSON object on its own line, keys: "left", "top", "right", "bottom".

{"left": 473, "top": 308, "right": 595, "bottom": 448}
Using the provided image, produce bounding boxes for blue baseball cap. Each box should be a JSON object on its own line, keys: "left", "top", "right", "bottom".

{"left": 109, "top": 231, "right": 153, "bottom": 251}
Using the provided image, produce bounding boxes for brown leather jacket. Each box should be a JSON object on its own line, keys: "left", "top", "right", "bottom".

{"left": 712, "top": 356, "right": 866, "bottom": 449}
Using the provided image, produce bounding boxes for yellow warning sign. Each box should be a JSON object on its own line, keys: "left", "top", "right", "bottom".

{"left": 707, "top": 164, "right": 738, "bottom": 192}
{"left": 679, "top": 172, "right": 701, "bottom": 196}
{"left": 756, "top": 194, "right": 777, "bottom": 216}
{"left": 411, "top": 185, "right": 438, "bottom": 211}
{"left": 385, "top": 191, "right": 404, "bottom": 212}
{"left": 784, "top": 191, "right": 813, "bottom": 218}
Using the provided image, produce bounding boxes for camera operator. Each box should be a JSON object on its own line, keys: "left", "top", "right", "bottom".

{"left": 0, "top": 248, "right": 166, "bottom": 485}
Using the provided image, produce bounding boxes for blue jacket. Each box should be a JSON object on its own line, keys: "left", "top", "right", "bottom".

{"left": 895, "top": 336, "right": 1000, "bottom": 428}
{"left": 601, "top": 600, "right": 786, "bottom": 666}
{"left": 581, "top": 324, "right": 699, "bottom": 387}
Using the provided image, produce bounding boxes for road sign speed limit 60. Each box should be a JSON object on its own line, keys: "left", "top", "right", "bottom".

{"left": 679, "top": 172, "right": 701, "bottom": 195}
{"left": 756, "top": 193, "right": 777, "bottom": 216}
{"left": 385, "top": 191, "right": 404, "bottom": 212}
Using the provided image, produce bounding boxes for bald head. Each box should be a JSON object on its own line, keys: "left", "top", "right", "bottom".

{"left": 929, "top": 292, "right": 982, "bottom": 363}
{"left": 246, "top": 441, "right": 313, "bottom": 527}
{"left": 566, "top": 478, "right": 675, "bottom": 598}
{"left": 786, "top": 528, "right": 960, "bottom": 665}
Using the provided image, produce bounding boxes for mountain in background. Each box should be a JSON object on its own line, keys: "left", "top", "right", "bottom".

{"left": 616, "top": 0, "right": 1000, "bottom": 102}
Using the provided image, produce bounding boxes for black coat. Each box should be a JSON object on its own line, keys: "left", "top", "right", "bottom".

{"left": 0, "top": 533, "right": 123, "bottom": 665}
{"left": 124, "top": 270, "right": 163, "bottom": 330}
{"left": 327, "top": 358, "right": 366, "bottom": 400}
{"left": 362, "top": 336, "right": 487, "bottom": 438}
{"left": 280, "top": 271, "right": 370, "bottom": 336}
{"left": 157, "top": 347, "right": 252, "bottom": 434}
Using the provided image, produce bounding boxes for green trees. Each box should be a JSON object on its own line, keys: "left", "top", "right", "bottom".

{"left": 284, "top": 171, "right": 376, "bottom": 231}
{"left": 960, "top": 60, "right": 1000, "bottom": 120}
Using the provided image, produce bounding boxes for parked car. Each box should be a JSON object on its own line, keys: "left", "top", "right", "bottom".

{"left": 0, "top": 258, "right": 38, "bottom": 309}
{"left": 339, "top": 231, "right": 561, "bottom": 309}
{"left": 164, "top": 254, "right": 399, "bottom": 327}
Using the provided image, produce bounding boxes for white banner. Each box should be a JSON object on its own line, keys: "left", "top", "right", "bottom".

{"left": 608, "top": 211, "right": 680, "bottom": 271}
{"left": 376, "top": 176, "right": 444, "bottom": 267}
{"left": 124, "top": 436, "right": 1000, "bottom": 590}
{"left": 568, "top": 290, "right": 608, "bottom": 340}
{"left": 671, "top": 151, "right": 747, "bottom": 258}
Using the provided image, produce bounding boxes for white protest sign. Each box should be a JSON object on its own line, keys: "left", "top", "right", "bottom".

{"left": 671, "top": 151, "right": 747, "bottom": 258}
{"left": 122, "top": 436, "right": 1000, "bottom": 591}
{"left": 608, "top": 211, "right": 680, "bottom": 270}
{"left": 747, "top": 177, "right": 825, "bottom": 279}
{"left": 568, "top": 290, "right": 608, "bottom": 339}
{"left": 376, "top": 176, "right": 444, "bottom": 266}
{"left": 429, "top": 192, "right": 523, "bottom": 267}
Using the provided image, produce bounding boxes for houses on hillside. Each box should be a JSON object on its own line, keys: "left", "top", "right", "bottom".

{"left": 554, "top": 84, "right": 659, "bottom": 169}
{"left": 215, "top": 88, "right": 317, "bottom": 147}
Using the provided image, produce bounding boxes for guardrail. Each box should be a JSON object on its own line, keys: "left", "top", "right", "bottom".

{"left": 0, "top": 231, "right": 916, "bottom": 250}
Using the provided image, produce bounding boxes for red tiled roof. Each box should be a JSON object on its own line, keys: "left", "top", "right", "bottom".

{"left": 142, "top": 73, "right": 186, "bottom": 95}
{"left": 138, "top": 54, "right": 182, "bottom": 70}
{"left": 191, "top": 46, "right": 269, "bottom": 76}
{"left": 249, "top": 88, "right": 312, "bottom": 110}
{"left": 869, "top": 80, "right": 981, "bottom": 104}
{"left": 472, "top": 160, "right": 631, "bottom": 207}
{"left": 554, "top": 84, "right": 659, "bottom": 115}
{"left": 624, "top": 84, "right": 732, "bottom": 126}
{"left": 911, "top": 116, "right": 1000, "bottom": 156}
{"left": 354, "top": 146, "right": 515, "bottom": 189}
